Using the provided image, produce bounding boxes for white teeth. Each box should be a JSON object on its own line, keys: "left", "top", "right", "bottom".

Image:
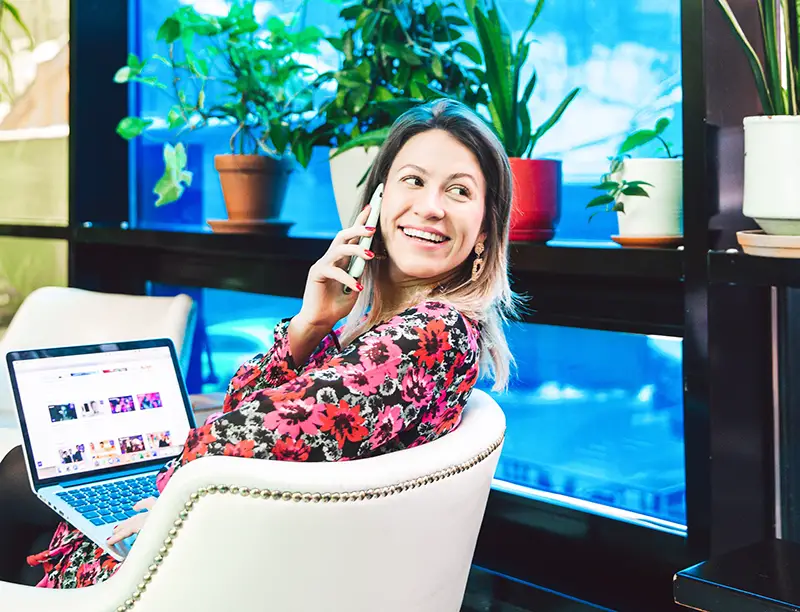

{"left": 402, "top": 227, "right": 447, "bottom": 243}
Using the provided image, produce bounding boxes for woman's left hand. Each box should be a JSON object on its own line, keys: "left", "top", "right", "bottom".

{"left": 107, "top": 497, "right": 157, "bottom": 545}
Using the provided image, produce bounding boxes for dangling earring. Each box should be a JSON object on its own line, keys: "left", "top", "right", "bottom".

{"left": 471, "top": 241, "right": 485, "bottom": 282}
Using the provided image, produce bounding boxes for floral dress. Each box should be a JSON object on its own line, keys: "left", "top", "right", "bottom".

{"left": 28, "top": 299, "right": 482, "bottom": 588}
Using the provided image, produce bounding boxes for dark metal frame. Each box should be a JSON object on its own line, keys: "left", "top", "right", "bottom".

{"left": 2, "top": 0, "right": 785, "bottom": 609}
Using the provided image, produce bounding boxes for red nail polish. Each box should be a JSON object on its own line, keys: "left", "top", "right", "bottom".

{"left": 365, "top": 226, "right": 376, "bottom": 232}
{"left": 355, "top": 282, "right": 363, "bottom": 292}
{"left": 364, "top": 250, "right": 374, "bottom": 258}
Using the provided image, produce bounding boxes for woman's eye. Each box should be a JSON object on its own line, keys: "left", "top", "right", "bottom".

{"left": 449, "top": 185, "right": 471, "bottom": 198}
{"left": 402, "top": 175, "right": 424, "bottom": 187}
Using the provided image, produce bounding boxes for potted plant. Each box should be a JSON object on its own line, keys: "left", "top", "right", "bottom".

{"left": 114, "top": 2, "right": 325, "bottom": 231}
{"left": 0, "top": 0, "right": 32, "bottom": 103}
{"left": 315, "top": 0, "right": 484, "bottom": 228}
{"left": 586, "top": 117, "right": 683, "bottom": 246}
{"left": 717, "top": 1, "right": 800, "bottom": 241}
{"left": 464, "top": 0, "right": 579, "bottom": 242}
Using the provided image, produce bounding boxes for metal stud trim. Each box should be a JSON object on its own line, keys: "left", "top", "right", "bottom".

{"left": 114, "top": 433, "right": 504, "bottom": 611}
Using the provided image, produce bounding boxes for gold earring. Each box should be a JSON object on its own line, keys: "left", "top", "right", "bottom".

{"left": 471, "top": 241, "right": 485, "bottom": 282}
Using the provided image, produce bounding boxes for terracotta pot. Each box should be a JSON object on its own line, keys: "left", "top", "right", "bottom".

{"left": 214, "top": 154, "right": 292, "bottom": 221}
{"left": 508, "top": 158, "right": 562, "bottom": 242}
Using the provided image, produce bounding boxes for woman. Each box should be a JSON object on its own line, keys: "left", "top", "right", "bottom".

{"left": 0, "top": 98, "right": 520, "bottom": 588}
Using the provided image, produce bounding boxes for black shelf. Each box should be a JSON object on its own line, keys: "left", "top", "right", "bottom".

{"left": 511, "top": 242, "right": 683, "bottom": 280}
{"left": 0, "top": 224, "right": 70, "bottom": 240}
{"left": 674, "top": 539, "right": 800, "bottom": 612}
{"left": 74, "top": 224, "right": 332, "bottom": 262}
{"left": 69, "top": 225, "right": 685, "bottom": 281}
{"left": 710, "top": 250, "right": 800, "bottom": 288}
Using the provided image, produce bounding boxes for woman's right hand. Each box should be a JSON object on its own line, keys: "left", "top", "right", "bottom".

{"left": 294, "top": 204, "right": 377, "bottom": 332}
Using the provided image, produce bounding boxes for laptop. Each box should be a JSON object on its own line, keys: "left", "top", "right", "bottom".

{"left": 7, "top": 338, "right": 197, "bottom": 561}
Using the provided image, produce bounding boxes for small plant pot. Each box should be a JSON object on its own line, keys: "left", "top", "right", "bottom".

{"left": 214, "top": 154, "right": 292, "bottom": 222}
{"left": 509, "top": 158, "right": 562, "bottom": 242}
{"left": 743, "top": 115, "right": 800, "bottom": 235}
{"left": 615, "top": 158, "right": 683, "bottom": 237}
{"left": 329, "top": 146, "right": 379, "bottom": 229}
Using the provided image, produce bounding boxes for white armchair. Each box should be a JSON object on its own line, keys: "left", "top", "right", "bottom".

{"left": 0, "top": 389, "right": 506, "bottom": 612}
{"left": 0, "top": 287, "right": 195, "bottom": 460}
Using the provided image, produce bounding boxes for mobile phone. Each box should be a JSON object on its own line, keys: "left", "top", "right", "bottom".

{"left": 343, "top": 183, "right": 384, "bottom": 294}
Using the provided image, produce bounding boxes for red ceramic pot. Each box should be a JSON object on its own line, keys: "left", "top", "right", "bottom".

{"left": 509, "top": 158, "right": 562, "bottom": 242}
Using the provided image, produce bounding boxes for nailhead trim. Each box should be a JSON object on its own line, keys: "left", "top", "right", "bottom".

{"left": 114, "top": 433, "right": 504, "bottom": 611}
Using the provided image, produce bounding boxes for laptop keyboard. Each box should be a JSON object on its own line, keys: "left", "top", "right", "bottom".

{"left": 56, "top": 475, "right": 160, "bottom": 526}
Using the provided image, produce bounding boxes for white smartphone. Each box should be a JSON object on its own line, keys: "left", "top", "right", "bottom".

{"left": 343, "top": 183, "right": 384, "bottom": 294}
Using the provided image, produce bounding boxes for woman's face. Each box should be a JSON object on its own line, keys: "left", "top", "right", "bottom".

{"left": 380, "top": 129, "right": 487, "bottom": 285}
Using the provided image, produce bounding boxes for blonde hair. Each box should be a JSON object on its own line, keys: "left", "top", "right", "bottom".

{"left": 338, "top": 99, "right": 524, "bottom": 392}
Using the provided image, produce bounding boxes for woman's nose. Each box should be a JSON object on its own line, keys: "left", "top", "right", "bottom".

{"left": 413, "top": 189, "right": 445, "bottom": 218}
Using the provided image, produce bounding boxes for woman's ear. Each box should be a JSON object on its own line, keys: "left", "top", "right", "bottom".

{"left": 477, "top": 231, "right": 487, "bottom": 246}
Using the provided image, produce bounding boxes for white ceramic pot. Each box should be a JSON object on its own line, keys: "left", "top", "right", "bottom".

{"left": 743, "top": 115, "right": 800, "bottom": 235}
{"left": 329, "top": 146, "right": 380, "bottom": 229}
{"left": 615, "top": 158, "right": 683, "bottom": 237}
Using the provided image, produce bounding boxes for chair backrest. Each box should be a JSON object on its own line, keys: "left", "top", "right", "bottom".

{"left": 97, "top": 388, "right": 506, "bottom": 612}
{"left": 0, "top": 287, "right": 195, "bottom": 416}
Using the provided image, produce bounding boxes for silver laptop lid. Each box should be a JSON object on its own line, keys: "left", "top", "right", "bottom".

{"left": 7, "top": 339, "right": 196, "bottom": 489}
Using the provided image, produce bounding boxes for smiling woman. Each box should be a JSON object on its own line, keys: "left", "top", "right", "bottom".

{"left": 383, "top": 133, "right": 487, "bottom": 285}
{"left": 339, "top": 100, "right": 521, "bottom": 391}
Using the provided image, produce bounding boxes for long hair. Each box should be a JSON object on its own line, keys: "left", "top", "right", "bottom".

{"left": 338, "top": 99, "right": 524, "bottom": 392}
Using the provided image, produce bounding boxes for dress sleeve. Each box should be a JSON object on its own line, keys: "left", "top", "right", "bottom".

{"left": 221, "top": 317, "right": 340, "bottom": 413}
{"left": 156, "top": 301, "right": 480, "bottom": 491}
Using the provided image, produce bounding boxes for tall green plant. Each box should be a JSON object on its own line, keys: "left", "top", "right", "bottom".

{"left": 321, "top": 0, "right": 484, "bottom": 157}
{"left": 464, "top": 0, "right": 579, "bottom": 158}
{"left": 716, "top": 0, "right": 798, "bottom": 115}
{"left": 115, "top": 1, "right": 326, "bottom": 205}
{"left": 0, "top": 0, "right": 33, "bottom": 103}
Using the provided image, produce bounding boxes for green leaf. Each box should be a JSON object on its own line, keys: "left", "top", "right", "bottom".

{"left": 455, "top": 41, "right": 482, "bottom": 64}
{"left": 331, "top": 127, "right": 391, "bottom": 157}
{"left": 654, "top": 117, "right": 670, "bottom": 135}
{"left": 179, "top": 171, "right": 193, "bottom": 187}
{"left": 625, "top": 180, "right": 654, "bottom": 188}
{"left": 758, "top": 0, "right": 783, "bottom": 113}
{"left": 174, "top": 143, "right": 188, "bottom": 169}
{"left": 619, "top": 128, "right": 658, "bottom": 155}
{"left": 591, "top": 181, "right": 619, "bottom": 191}
{"left": 432, "top": 55, "right": 444, "bottom": 80}
{"left": 586, "top": 194, "right": 615, "bottom": 209}
{"left": 127, "top": 52, "right": 142, "bottom": 70}
{"left": 270, "top": 121, "right": 290, "bottom": 153}
{"left": 374, "top": 86, "right": 394, "bottom": 102}
{"left": 113, "top": 67, "right": 132, "bottom": 83}
{"left": 531, "top": 87, "right": 580, "bottom": 153}
{"left": 350, "top": 85, "right": 370, "bottom": 114}
{"left": 156, "top": 17, "right": 181, "bottom": 43}
{"left": 621, "top": 184, "right": 650, "bottom": 197}
{"left": 116, "top": 117, "right": 153, "bottom": 140}
{"left": 715, "top": 0, "right": 774, "bottom": 114}
{"left": 153, "top": 174, "right": 184, "bottom": 207}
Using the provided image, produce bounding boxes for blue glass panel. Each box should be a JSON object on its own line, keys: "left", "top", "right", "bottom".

{"left": 130, "top": 1, "right": 682, "bottom": 243}
{"left": 478, "top": 324, "right": 685, "bottom": 531}
{"left": 150, "top": 283, "right": 685, "bottom": 529}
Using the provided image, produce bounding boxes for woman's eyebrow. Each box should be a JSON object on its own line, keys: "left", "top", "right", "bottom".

{"left": 398, "top": 164, "right": 477, "bottom": 184}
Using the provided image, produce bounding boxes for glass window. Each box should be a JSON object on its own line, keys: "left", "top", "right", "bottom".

{"left": 148, "top": 283, "right": 301, "bottom": 394}
{"left": 150, "top": 283, "right": 685, "bottom": 530}
{"left": 499, "top": 1, "right": 683, "bottom": 243}
{"left": 129, "top": 1, "right": 681, "bottom": 243}
{"left": 0, "top": 237, "right": 68, "bottom": 330}
{"left": 479, "top": 324, "right": 685, "bottom": 531}
{"left": 0, "top": 0, "right": 69, "bottom": 226}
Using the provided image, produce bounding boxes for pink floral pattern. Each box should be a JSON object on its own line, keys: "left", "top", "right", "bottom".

{"left": 29, "top": 300, "right": 481, "bottom": 589}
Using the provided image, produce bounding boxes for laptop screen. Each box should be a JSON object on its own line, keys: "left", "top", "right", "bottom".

{"left": 10, "top": 344, "right": 194, "bottom": 482}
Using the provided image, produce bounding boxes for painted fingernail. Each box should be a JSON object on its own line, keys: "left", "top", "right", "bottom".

{"left": 365, "top": 226, "right": 376, "bottom": 232}
{"left": 364, "top": 250, "right": 374, "bottom": 258}
{"left": 355, "top": 282, "right": 363, "bottom": 292}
